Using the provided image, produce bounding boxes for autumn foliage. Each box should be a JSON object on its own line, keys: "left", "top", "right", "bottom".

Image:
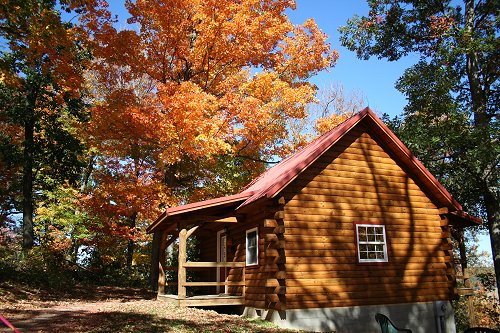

{"left": 71, "top": 0, "right": 338, "bottom": 268}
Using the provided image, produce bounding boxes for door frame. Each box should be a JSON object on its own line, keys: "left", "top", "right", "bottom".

{"left": 216, "top": 229, "right": 227, "bottom": 294}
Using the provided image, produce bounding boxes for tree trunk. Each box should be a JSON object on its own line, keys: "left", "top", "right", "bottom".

{"left": 22, "top": 112, "right": 34, "bottom": 249}
{"left": 80, "top": 152, "right": 95, "bottom": 193}
{"left": 464, "top": 0, "right": 500, "bottom": 300}
{"left": 485, "top": 190, "right": 500, "bottom": 300}
{"left": 126, "top": 212, "right": 137, "bottom": 269}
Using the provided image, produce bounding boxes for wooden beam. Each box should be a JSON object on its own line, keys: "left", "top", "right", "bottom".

{"left": 178, "top": 228, "right": 187, "bottom": 299}
{"left": 158, "top": 233, "right": 178, "bottom": 295}
{"left": 184, "top": 261, "right": 245, "bottom": 268}
{"left": 273, "top": 226, "right": 285, "bottom": 234}
{"left": 274, "top": 211, "right": 285, "bottom": 220}
{"left": 150, "top": 231, "right": 161, "bottom": 292}
{"left": 175, "top": 216, "right": 239, "bottom": 224}
{"left": 438, "top": 207, "right": 449, "bottom": 214}
{"left": 182, "top": 281, "right": 245, "bottom": 287}
{"left": 163, "top": 233, "right": 178, "bottom": 250}
{"left": 211, "top": 216, "right": 238, "bottom": 223}
{"left": 264, "top": 219, "right": 278, "bottom": 228}
{"left": 158, "top": 231, "right": 169, "bottom": 295}
{"left": 186, "top": 225, "right": 200, "bottom": 238}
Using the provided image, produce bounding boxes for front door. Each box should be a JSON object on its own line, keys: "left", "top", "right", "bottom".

{"left": 217, "top": 230, "right": 227, "bottom": 294}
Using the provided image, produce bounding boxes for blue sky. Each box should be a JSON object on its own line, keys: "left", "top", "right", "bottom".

{"left": 287, "top": 0, "right": 421, "bottom": 118}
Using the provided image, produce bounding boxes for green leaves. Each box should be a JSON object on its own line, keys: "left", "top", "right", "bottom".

{"left": 342, "top": 0, "right": 499, "bottom": 294}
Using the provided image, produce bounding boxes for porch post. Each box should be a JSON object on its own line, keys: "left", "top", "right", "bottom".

{"left": 158, "top": 232, "right": 168, "bottom": 295}
{"left": 150, "top": 231, "right": 161, "bottom": 291}
{"left": 178, "top": 228, "right": 187, "bottom": 299}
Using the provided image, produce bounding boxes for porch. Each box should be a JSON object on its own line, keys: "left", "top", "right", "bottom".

{"left": 150, "top": 197, "right": 249, "bottom": 307}
{"left": 157, "top": 259, "right": 246, "bottom": 307}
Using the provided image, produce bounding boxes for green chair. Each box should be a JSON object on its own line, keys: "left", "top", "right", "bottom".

{"left": 375, "top": 313, "right": 412, "bottom": 333}
{"left": 464, "top": 328, "right": 500, "bottom": 333}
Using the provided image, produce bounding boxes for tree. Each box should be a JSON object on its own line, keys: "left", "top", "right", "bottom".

{"left": 310, "top": 82, "right": 367, "bottom": 134}
{"left": 340, "top": 0, "right": 499, "bottom": 294}
{"left": 80, "top": 0, "right": 338, "bottom": 268}
{"left": 287, "top": 82, "right": 367, "bottom": 152}
{"left": 0, "top": 0, "right": 101, "bottom": 249}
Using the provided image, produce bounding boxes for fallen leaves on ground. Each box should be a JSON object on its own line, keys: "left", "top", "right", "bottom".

{"left": 0, "top": 282, "right": 299, "bottom": 333}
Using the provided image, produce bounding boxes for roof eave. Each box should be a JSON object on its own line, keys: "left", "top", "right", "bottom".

{"left": 447, "top": 210, "right": 482, "bottom": 227}
{"left": 147, "top": 191, "right": 255, "bottom": 234}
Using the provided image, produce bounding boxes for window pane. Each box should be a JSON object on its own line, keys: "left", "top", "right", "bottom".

{"left": 247, "top": 231, "right": 257, "bottom": 247}
{"left": 247, "top": 247, "right": 257, "bottom": 264}
{"left": 246, "top": 229, "right": 258, "bottom": 265}
{"left": 358, "top": 227, "right": 367, "bottom": 242}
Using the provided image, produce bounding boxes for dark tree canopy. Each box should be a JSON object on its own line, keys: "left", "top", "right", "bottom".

{"left": 340, "top": 0, "right": 499, "bottom": 294}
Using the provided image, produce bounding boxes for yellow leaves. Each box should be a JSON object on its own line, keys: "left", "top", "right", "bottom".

{"left": 315, "top": 113, "right": 350, "bottom": 134}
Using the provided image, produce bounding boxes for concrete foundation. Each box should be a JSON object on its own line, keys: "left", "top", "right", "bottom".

{"left": 242, "top": 300, "right": 456, "bottom": 333}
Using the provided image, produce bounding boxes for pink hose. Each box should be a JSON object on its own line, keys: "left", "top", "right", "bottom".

{"left": 0, "top": 314, "right": 21, "bottom": 333}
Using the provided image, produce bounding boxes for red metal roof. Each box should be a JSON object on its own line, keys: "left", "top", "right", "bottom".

{"left": 146, "top": 191, "right": 256, "bottom": 233}
{"left": 238, "top": 107, "right": 463, "bottom": 210}
{"left": 148, "top": 107, "right": 478, "bottom": 233}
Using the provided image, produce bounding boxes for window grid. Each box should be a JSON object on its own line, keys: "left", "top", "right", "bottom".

{"left": 356, "top": 224, "right": 388, "bottom": 263}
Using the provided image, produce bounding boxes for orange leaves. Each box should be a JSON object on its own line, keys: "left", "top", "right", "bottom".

{"left": 428, "top": 15, "right": 455, "bottom": 39}
{"left": 230, "top": 70, "right": 316, "bottom": 155}
{"left": 275, "top": 18, "right": 339, "bottom": 81}
{"left": 81, "top": 0, "right": 338, "bottom": 234}
{"left": 314, "top": 113, "right": 350, "bottom": 134}
{"left": 156, "top": 81, "right": 230, "bottom": 160}
{"left": 81, "top": 156, "right": 167, "bottom": 218}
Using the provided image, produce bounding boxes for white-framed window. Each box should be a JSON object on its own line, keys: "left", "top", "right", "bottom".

{"left": 246, "top": 227, "right": 258, "bottom": 266}
{"left": 356, "top": 223, "right": 388, "bottom": 263}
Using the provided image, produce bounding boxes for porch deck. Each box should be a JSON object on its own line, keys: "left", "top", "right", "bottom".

{"left": 158, "top": 293, "right": 245, "bottom": 307}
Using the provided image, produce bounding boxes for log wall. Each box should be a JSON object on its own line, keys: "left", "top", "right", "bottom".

{"left": 226, "top": 202, "right": 283, "bottom": 309}
{"left": 280, "top": 125, "right": 454, "bottom": 310}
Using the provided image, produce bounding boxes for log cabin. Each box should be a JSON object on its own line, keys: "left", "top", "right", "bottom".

{"left": 147, "top": 107, "right": 480, "bottom": 333}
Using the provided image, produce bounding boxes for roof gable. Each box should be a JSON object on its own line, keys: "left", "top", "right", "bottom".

{"left": 148, "top": 107, "right": 479, "bottom": 233}
{"left": 238, "top": 107, "right": 461, "bottom": 211}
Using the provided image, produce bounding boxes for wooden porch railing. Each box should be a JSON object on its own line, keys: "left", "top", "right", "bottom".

{"left": 157, "top": 226, "right": 245, "bottom": 304}
{"left": 158, "top": 261, "right": 245, "bottom": 299}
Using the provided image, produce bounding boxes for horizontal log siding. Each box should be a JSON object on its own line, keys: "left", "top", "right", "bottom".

{"left": 226, "top": 202, "right": 276, "bottom": 308}
{"left": 282, "top": 127, "right": 450, "bottom": 309}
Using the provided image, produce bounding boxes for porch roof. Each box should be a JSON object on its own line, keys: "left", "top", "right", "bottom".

{"left": 146, "top": 191, "right": 256, "bottom": 233}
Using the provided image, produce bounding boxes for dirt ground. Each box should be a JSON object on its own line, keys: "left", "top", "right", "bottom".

{"left": 0, "top": 282, "right": 297, "bottom": 333}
